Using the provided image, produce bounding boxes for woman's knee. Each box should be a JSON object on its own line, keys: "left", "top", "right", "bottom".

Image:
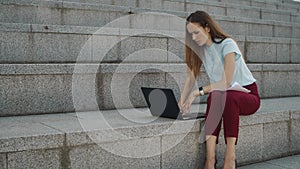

{"left": 208, "top": 91, "right": 225, "bottom": 103}
{"left": 224, "top": 92, "right": 239, "bottom": 108}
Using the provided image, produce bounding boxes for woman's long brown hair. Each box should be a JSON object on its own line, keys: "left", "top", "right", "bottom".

{"left": 185, "top": 11, "right": 231, "bottom": 78}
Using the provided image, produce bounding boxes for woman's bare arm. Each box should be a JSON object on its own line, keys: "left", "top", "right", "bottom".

{"left": 180, "top": 52, "right": 236, "bottom": 113}
{"left": 179, "top": 69, "right": 196, "bottom": 108}
{"left": 203, "top": 52, "right": 236, "bottom": 94}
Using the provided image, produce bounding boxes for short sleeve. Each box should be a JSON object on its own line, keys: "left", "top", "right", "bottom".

{"left": 221, "top": 38, "right": 242, "bottom": 61}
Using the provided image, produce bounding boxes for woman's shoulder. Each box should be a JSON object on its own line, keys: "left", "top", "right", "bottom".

{"left": 220, "top": 38, "right": 239, "bottom": 49}
{"left": 220, "top": 37, "right": 241, "bottom": 57}
{"left": 213, "top": 38, "right": 236, "bottom": 48}
{"left": 221, "top": 38, "right": 236, "bottom": 45}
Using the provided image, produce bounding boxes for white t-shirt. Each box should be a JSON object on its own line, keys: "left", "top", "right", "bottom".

{"left": 202, "top": 38, "right": 256, "bottom": 86}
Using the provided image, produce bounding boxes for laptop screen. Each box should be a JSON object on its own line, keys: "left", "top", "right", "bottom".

{"left": 141, "top": 87, "right": 183, "bottom": 119}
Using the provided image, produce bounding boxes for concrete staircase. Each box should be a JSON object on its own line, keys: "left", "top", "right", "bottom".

{"left": 0, "top": 0, "right": 300, "bottom": 168}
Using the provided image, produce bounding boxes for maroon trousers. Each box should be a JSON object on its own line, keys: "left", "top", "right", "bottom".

{"left": 205, "top": 82, "right": 260, "bottom": 144}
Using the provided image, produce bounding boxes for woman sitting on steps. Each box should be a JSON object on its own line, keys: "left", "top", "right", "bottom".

{"left": 178, "top": 11, "right": 261, "bottom": 169}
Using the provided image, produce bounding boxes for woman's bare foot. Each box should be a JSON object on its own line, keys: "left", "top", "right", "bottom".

{"left": 223, "top": 137, "right": 237, "bottom": 169}
{"left": 204, "top": 157, "right": 216, "bottom": 169}
{"left": 223, "top": 158, "right": 236, "bottom": 169}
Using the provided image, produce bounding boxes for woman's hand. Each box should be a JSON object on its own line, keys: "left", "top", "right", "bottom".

{"left": 181, "top": 90, "right": 199, "bottom": 115}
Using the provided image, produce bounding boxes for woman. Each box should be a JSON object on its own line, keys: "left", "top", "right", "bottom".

{"left": 178, "top": 11, "right": 260, "bottom": 169}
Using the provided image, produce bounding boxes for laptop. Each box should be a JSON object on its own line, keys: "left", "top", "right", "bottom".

{"left": 141, "top": 87, "right": 206, "bottom": 120}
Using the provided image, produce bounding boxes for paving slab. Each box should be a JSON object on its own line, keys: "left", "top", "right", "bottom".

{"left": 237, "top": 154, "right": 300, "bottom": 169}
{"left": 267, "top": 154, "right": 300, "bottom": 169}
{"left": 0, "top": 116, "right": 64, "bottom": 153}
{"left": 69, "top": 143, "right": 161, "bottom": 169}
{"left": 237, "top": 162, "right": 286, "bottom": 169}
{"left": 7, "top": 149, "right": 61, "bottom": 169}
{"left": 0, "top": 153, "right": 6, "bottom": 169}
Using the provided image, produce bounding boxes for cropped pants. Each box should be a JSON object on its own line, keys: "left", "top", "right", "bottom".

{"left": 205, "top": 82, "right": 260, "bottom": 144}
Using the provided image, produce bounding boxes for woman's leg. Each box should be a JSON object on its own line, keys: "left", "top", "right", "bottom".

{"left": 221, "top": 88, "right": 260, "bottom": 169}
{"left": 222, "top": 91, "right": 260, "bottom": 144}
{"left": 221, "top": 93, "right": 239, "bottom": 169}
{"left": 205, "top": 135, "right": 217, "bottom": 169}
{"left": 205, "top": 91, "right": 224, "bottom": 143}
{"left": 204, "top": 91, "right": 224, "bottom": 169}
{"left": 223, "top": 137, "right": 236, "bottom": 169}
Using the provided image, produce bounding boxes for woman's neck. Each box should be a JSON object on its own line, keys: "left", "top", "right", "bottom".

{"left": 205, "top": 38, "right": 213, "bottom": 47}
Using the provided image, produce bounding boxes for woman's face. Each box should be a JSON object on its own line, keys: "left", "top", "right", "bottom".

{"left": 187, "top": 22, "right": 212, "bottom": 47}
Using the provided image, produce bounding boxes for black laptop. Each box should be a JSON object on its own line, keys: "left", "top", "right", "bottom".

{"left": 141, "top": 87, "right": 206, "bottom": 120}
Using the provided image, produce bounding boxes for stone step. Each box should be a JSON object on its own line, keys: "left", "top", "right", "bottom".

{"left": 186, "top": 1, "right": 300, "bottom": 23}
{"left": 195, "top": 0, "right": 300, "bottom": 13}
{"left": 0, "top": 0, "right": 300, "bottom": 32}
{"left": 0, "top": 96, "right": 299, "bottom": 168}
{"left": 62, "top": 0, "right": 300, "bottom": 22}
{"left": 0, "top": 63, "right": 299, "bottom": 116}
{"left": 215, "top": 0, "right": 300, "bottom": 10}
{"left": 220, "top": 0, "right": 300, "bottom": 12}
{"left": 44, "top": 0, "right": 300, "bottom": 20}
{"left": 0, "top": 23, "right": 299, "bottom": 63}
